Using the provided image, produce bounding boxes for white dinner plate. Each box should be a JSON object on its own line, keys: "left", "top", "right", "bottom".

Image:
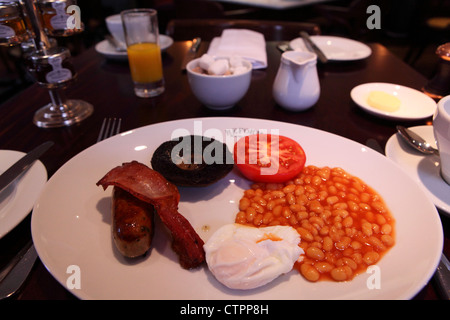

{"left": 289, "top": 35, "right": 372, "bottom": 61}
{"left": 0, "top": 150, "right": 47, "bottom": 239}
{"left": 386, "top": 125, "right": 450, "bottom": 216}
{"left": 31, "top": 117, "right": 443, "bottom": 300}
{"left": 95, "top": 35, "right": 174, "bottom": 60}
{"left": 351, "top": 82, "right": 437, "bottom": 121}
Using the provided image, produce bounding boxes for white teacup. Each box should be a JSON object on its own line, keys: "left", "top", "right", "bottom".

{"left": 106, "top": 14, "right": 125, "bottom": 46}
{"left": 433, "top": 95, "right": 450, "bottom": 184}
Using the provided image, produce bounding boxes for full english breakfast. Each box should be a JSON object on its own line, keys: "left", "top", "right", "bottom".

{"left": 96, "top": 133, "right": 395, "bottom": 288}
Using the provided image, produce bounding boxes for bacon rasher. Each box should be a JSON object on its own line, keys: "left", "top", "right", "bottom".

{"left": 96, "top": 161, "right": 205, "bottom": 269}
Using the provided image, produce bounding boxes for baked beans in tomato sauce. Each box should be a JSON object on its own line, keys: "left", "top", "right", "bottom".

{"left": 235, "top": 166, "right": 395, "bottom": 282}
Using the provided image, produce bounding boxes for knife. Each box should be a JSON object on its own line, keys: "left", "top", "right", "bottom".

{"left": 181, "top": 37, "right": 201, "bottom": 71}
{"left": 0, "top": 141, "right": 53, "bottom": 193}
{"left": 0, "top": 241, "right": 37, "bottom": 300}
{"left": 434, "top": 253, "right": 450, "bottom": 300}
{"left": 300, "top": 31, "right": 328, "bottom": 64}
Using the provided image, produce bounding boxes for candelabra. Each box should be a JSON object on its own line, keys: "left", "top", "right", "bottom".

{"left": 0, "top": 0, "right": 93, "bottom": 128}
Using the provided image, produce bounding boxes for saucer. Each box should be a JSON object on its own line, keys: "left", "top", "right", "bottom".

{"left": 95, "top": 35, "right": 174, "bottom": 60}
{"left": 385, "top": 125, "right": 450, "bottom": 216}
{"left": 351, "top": 82, "right": 437, "bottom": 121}
{"left": 0, "top": 150, "right": 47, "bottom": 238}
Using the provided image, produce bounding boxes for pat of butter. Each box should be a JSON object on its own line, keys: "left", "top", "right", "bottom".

{"left": 367, "top": 91, "right": 401, "bottom": 112}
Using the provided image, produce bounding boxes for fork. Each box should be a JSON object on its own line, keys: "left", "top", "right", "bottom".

{"left": 97, "top": 118, "right": 122, "bottom": 142}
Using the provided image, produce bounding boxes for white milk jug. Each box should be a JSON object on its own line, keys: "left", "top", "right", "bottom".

{"left": 273, "top": 51, "right": 320, "bottom": 111}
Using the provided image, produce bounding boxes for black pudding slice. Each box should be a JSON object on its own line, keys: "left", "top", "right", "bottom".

{"left": 151, "top": 135, "right": 234, "bottom": 187}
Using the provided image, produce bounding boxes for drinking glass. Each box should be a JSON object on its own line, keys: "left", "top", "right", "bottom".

{"left": 121, "top": 8, "right": 164, "bottom": 98}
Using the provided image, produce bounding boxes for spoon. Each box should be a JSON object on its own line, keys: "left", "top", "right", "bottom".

{"left": 396, "top": 125, "right": 439, "bottom": 156}
{"left": 105, "top": 35, "right": 126, "bottom": 52}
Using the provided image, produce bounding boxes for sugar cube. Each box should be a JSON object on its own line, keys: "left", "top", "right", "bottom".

{"left": 229, "top": 55, "right": 245, "bottom": 68}
{"left": 208, "top": 59, "right": 229, "bottom": 75}
{"left": 232, "top": 66, "right": 248, "bottom": 75}
{"left": 198, "top": 54, "right": 215, "bottom": 71}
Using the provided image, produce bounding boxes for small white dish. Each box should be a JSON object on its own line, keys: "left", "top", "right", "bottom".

{"left": 386, "top": 125, "right": 450, "bottom": 216}
{"left": 95, "top": 40, "right": 125, "bottom": 60}
{"left": 186, "top": 57, "right": 252, "bottom": 110}
{"left": 351, "top": 82, "right": 437, "bottom": 121}
{"left": 0, "top": 150, "right": 47, "bottom": 239}
{"left": 95, "top": 35, "right": 174, "bottom": 60}
{"left": 289, "top": 35, "right": 372, "bottom": 61}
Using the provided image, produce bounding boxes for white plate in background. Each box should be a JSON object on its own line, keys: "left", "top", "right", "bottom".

{"left": 351, "top": 82, "right": 437, "bottom": 121}
{"left": 290, "top": 35, "right": 372, "bottom": 61}
{"left": 0, "top": 150, "right": 47, "bottom": 238}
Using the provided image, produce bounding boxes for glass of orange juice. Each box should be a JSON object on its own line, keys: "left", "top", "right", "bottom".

{"left": 121, "top": 8, "right": 164, "bottom": 98}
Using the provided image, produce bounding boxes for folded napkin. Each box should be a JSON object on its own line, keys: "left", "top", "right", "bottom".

{"left": 207, "top": 29, "right": 267, "bottom": 69}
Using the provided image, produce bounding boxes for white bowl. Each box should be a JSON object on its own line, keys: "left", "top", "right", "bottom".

{"left": 106, "top": 14, "right": 125, "bottom": 45}
{"left": 186, "top": 58, "right": 252, "bottom": 110}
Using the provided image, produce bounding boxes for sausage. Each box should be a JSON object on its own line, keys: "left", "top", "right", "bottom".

{"left": 97, "top": 161, "right": 205, "bottom": 268}
{"left": 112, "top": 186, "right": 154, "bottom": 258}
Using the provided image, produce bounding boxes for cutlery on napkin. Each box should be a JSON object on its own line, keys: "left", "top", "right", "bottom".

{"left": 207, "top": 29, "right": 267, "bottom": 69}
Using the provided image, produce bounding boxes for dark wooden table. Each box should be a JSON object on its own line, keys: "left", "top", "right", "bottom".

{"left": 0, "top": 40, "right": 448, "bottom": 300}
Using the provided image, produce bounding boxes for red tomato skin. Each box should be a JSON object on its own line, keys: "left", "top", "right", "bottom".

{"left": 233, "top": 134, "right": 306, "bottom": 183}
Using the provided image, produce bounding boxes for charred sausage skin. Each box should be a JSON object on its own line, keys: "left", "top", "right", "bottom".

{"left": 112, "top": 186, "right": 154, "bottom": 258}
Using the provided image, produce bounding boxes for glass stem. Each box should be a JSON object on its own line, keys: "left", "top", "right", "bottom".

{"left": 48, "top": 87, "right": 69, "bottom": 113}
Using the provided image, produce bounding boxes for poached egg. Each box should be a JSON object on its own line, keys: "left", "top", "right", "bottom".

{"left": 204, "top": 224, "right": 303, "bottom": 290}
